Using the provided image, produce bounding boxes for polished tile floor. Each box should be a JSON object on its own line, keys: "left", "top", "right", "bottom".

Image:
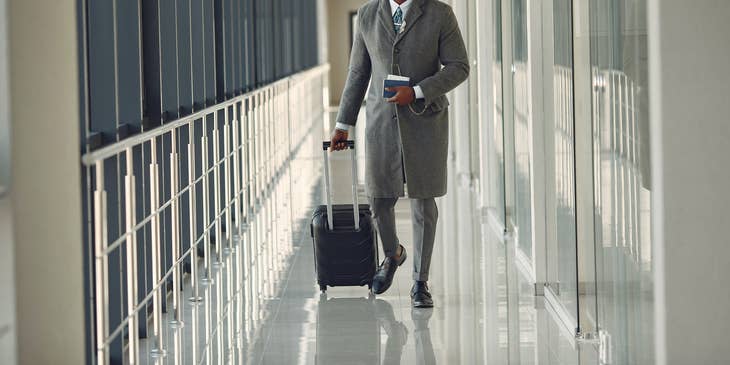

{"left": 135, "top": 111, "right": 601, "bottom": 364}
{"left": 251, "top": 186, "right": 599, "bottom": 364}
{"left": 242, "top": 112, "right": 600, "bottom": 364}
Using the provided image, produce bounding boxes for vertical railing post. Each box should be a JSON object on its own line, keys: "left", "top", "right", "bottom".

{"left": 186, "top": 120, "right": 202, "bottom": 365}
{"left": 234, "top": 227, "right": 244, "bottom": 363}
{"left": 262, "top": 89, "right": 270, "bottom": 298}
{"left": 268, "top": 88, "right": 274, "bottom": 186}
{"left": 232, "top": 103, "right": 244, "bottom": 357}
{"left": 223, "top": 104, "right": 235, "bottom": 362}
{"left": 215, "top": 253, "right": 224, "bottom": 364}
{"left": 169, "top": 128, "right": 183, "bottom": 327}
{"left": 188, "top": 119, "right": 203, "bottom": 302}
{"left": 266, "top": 87, "right": 274, "bottom": 298}
{"left": 232, "top": 102, "right": 242, "bottom": 240}
{"left": 201, "top": 114, "right": 214, "bottom": 365}
{"left": 243, "top": 96, "right": 253, "bottom": 341}
{"left": 191, "top": 291, "right": 200, "bottom": 365}
{"left": 201, "top": 115, "right": 213, "bottom": 284}
{"left": 246, "top": 96, "right": 253, "bottom": 219}
{"left": 204, "top": 262, "right": 212, "bottom": 365}
{"left": 224, "top": 107, "right": 232, "bottom": 253}
{"left": 275, "top": 86, "right": 282, "bottom": 267}
{"left": 124, "top": 148, "right": 140, "bottom": 365}
{"left": 285, "top": 81, "right": 294, "bottom": 259}
{"left": 256, "top": 92, "right": 263, "bottom": 206}
{"left": 170, "top": 126, "right": 182, "bottom": 365}
{"left": 264, "top": 88, "right": 272, "bottom": 298}
{"left": 93, "top": 161, "right": 109, "bottom": 364}
{"left": 213, "top": 111, "right": 223, "bottom": 266}
{"left": 149, "top": 137, "right": 166, "bottom": 357}
{"left": 253, "top": 91, "right": 262, "bottom": 320}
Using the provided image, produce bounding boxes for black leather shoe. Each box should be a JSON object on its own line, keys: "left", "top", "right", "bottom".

{"left": 411, "top": 281, "right": 434, "bottom": 308}
{"left": 372, "top": 245, "right": 407, "bottom": 295}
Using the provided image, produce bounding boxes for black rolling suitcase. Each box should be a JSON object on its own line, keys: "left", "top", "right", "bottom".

{"left": 311, "top": 140, "right": 378, "bottom": 292}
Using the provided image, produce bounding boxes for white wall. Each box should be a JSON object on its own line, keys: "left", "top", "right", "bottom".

{"left": 8, "top": 0, "right": 85, "bottom": 364}
{"left": 326, "top": 0, "right": 368, "bottom": 105}
{"left": 649, "top": 0, "right": 730, "bottom": 364}
{"left": 0, "top": 0, "right": 16, "bottom": 363}
{"left": 0, "top": 0, "right": 8, "bottom": 190}
{"left": 317, "top": 0, "right": 329, "bottom": 65}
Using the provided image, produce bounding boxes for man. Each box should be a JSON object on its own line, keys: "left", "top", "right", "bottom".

{"left": 330, "top": 0, "right": 469, "bottom": 308}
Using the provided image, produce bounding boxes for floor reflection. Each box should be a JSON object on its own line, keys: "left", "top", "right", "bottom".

{"left": 314, "top": 295, "right": 434, "bottom": 365}
{"left": 135, "top": 111, "right": 605, "bottom": 364}
{"left": 410, "top": 308, "right": 436, "bottom": 365}
{"left": 253, "top": 141, "right": 601, "bottom": 365}
{"left": 314, "top": 295, "right": 382, "bottom": 364}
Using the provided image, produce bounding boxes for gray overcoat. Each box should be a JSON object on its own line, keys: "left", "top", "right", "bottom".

{"left": 335, "top": 0, "right": 469, "bottom": 199}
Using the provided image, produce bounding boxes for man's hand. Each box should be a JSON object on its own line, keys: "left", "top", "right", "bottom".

{"left": 386, "top": 86, "right": 416, "bottom": 106}
{"left": 329, "top": 129, "right": 349, "bottom": 152}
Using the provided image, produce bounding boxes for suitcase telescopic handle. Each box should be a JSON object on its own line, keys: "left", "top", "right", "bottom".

{"left": 322, "top": 140, "right": 360, "bottom": 231}
{"left": 322, "top": 140, "right": 355, "bottom": 150}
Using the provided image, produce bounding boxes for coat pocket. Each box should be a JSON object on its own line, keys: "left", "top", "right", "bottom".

{"left": 430, "top": 95, "right": 451, "bottom": 112}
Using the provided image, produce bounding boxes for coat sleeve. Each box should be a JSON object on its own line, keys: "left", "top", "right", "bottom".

{"left": 335, "top": 10, "right": 372, "bottom": 127}
{"left": 417, "top": 6, "right": 470, "bottom": 106}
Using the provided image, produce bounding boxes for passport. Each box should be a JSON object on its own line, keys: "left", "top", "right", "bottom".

{"left": 383, "top": 75, "right": 411, "bottom": 98}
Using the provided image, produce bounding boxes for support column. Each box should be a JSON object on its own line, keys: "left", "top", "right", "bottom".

{"left": 648, "top": 1, "right": 730, "bottom": 364}
{"left": 8, "top": 0, "right": 85, "bottom": 364}
{"left": 0, "top": 0, "right": 16, "bottom": 363}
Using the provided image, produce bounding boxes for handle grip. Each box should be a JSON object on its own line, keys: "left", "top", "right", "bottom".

{"left": 323, "top": 140, "right": 355, "bottom": 150}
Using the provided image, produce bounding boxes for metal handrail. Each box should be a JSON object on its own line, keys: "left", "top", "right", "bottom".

{"left": 86, "top": 64, "right": 329, "bottom": 364}
{"left": 82, "top": 64, "right": 328, "bottom": 166}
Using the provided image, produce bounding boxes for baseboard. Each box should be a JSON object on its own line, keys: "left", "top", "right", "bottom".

{"left": 515, "top": 246, "right": 537, "bottom": 284}
{"left": 544, "top": 286, "right": 579, "bottom": 347}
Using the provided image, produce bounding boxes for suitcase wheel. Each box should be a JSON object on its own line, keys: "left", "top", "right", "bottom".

{"left": 319, "top": 285, "right": 327, "bottom": 292}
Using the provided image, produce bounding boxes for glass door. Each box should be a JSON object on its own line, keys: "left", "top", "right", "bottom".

{"left": 510, "top": 0, "right": 534, "bottom": 267}
{"left": 490, "top": 0, "right": 506, "bottom": 225}
{"left": 589, "top": 0, "right": 654, "bottom": 362}
{"left": 539, "top": 0, "right": 581, "bottom": 334}
{"left": 476, "top": 0, "right": 507, "bottom": 227}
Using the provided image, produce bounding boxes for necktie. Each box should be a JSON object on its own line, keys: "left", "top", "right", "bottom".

{"left": 393, "top": 7, "right": 403, "bottom": 34}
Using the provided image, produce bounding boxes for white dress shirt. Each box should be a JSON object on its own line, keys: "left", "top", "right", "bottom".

{"left": 336, "top": 0, "right": 424, "bottom": 131}
{"left": 390, "top": 0, "right": 414, "bottom": 19}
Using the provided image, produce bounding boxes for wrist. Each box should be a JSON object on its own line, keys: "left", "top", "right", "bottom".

{"left": 413, "top": 85, "right": 425, "bottom": 100}
{"left": 335, "top": 122, "right": 351, "bottom": 132}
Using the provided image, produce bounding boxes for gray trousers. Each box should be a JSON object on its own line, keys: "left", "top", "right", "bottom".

{"left": 370, "top": 197, "right": 438, "bottom": 281}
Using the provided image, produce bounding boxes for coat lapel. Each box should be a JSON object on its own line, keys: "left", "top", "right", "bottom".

{"left": 377, "top": 0, "right": 396, "bottom": 43}
{"left": 394, "top": 0, "right": 424, "bottom": 45}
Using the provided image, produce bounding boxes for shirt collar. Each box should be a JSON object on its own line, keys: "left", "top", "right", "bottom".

{"left": 389, "top": 0, "right": 413, "bottom": 16}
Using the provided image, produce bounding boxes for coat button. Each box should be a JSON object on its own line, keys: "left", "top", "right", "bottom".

{"left": 394, "top": 48, "right": 400, "bottom": 54}
{"left": 393, "top": 115, "right": 397, "bottom": 120}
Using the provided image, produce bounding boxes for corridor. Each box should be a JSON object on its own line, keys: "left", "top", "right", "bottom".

{"left": 2, "top": 0, "right": 729, "bottom": 364}
{"left": 235, "top": 140, "right": 599, "bottom": 365}
{"left": 128, "top": 109, "right": 600, "bottom": 365}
